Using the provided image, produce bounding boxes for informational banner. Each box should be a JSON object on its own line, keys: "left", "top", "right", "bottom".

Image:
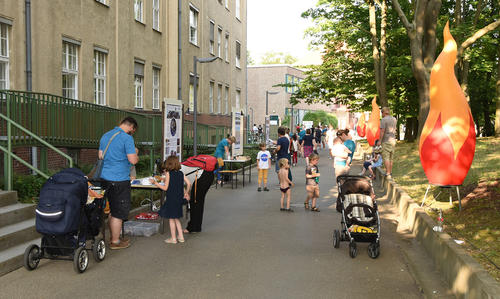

{"left": 265, "top": 116, "right": 270, "bottom": 143}
{"left": 232, "top": 108, "right": 243, "bottom": 156}
{"left": 163, "top": 98, "right": 183, "bottom": 162}
{"left": 303, "top": 121, "right": 313, "bottom": 129}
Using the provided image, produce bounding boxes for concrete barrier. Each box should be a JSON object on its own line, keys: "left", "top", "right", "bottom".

{"left": 377, "top": 169, "right": 500, "bottom": 299}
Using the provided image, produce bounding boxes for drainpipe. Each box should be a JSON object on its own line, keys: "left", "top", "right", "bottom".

{"left": 25, "top": 0, "right": 37, "bottom": 173}
{"left": 178, "top": 0, "right": 182, "bottom": 104}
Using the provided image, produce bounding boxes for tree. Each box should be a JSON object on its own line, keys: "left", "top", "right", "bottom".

{"left": 390, "top": 0, "right": 500, "bottom": 137}
{"left": 260, "top": 51, "right": 298, "bottom": 65}
{"left": 302, "top": 111, "right": 338, "bottom": 127}
{"left": 247, "top": 50, "right": 255, "bottom": 66}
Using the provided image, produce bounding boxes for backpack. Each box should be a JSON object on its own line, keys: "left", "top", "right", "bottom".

{"left": 182, "top": 155, "right": 217, "bottom": 172}
{"left": 36, "top": 168, "right": 88, "bottom": 235}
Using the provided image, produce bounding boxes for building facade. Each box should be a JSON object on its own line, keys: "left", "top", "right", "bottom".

{"left": 0, "top": 0, "right": 178, "bottom": 110}
{"left": 180, "top": 0, "right": 247, "bottom": 129}
{"left": 248, "top": 65, "right": 352, "bottom": 129}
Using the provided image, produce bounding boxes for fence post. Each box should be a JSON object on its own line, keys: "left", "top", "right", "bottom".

{"left": 40, "top": 147, "right": 48, "bottom": 173}
{"left": 6, "top": 94, "right": 12, "bottom": 190}
{"left": 150, "top": 117, "right": 155, "bottom": 173}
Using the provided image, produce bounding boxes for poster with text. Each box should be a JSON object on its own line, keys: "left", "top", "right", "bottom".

{"left": 232, "top": 108, "right": 243, "bottom": 156}
{"left": 163, "top": 99, "right": 183, "bottom": 162}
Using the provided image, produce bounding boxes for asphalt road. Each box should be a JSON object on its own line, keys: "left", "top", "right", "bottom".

{"left": 0, "top": 149, "right": 429, "bottom": 299}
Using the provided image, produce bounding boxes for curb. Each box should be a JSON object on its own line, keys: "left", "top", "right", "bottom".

{"left": 376, "top": 168, "right": 500, "bottom": 299}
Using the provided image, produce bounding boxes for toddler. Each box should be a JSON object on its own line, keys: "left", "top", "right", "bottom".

{"left": 278, "top": 158, "right": 294, "bottom": 212}
{"left": 305, "top": 153, "right": 321, "bottom": 212}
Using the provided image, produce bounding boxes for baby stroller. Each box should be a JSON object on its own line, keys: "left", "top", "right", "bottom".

{"left": 23, "top": 168, "right": 106, "bottom": 273}
{"left": 333, "top": 175, "right": 380, "bottom": 259}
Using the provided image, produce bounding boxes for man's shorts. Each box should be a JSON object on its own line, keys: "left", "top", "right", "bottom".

{"left": 381, "top": 142, "right": 395, "bottom": 162}
{"left": 104, "top": 180, "right": 131, "bottom": 220}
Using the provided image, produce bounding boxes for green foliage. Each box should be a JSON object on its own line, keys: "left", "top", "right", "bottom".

{"left": 13, "top": 174, "right": 47, "bottom": 203}
{"left": 260, "top": 51, "right": 298, "bottom": 65}
{"left": 243, "top": 144, "right": 260, "bottom": 164}
{"left": 302, "top": 111, "right": 338, "bottom": 127}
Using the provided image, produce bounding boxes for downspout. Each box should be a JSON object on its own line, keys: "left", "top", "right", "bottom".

{"left": 178, "top": 0, "right": 182, "bottom": 104}
{"left": 26, "top": 0, "right": 37, "bottom": 172}
{"left": 244, "top": 1, "right": 248, "bottom": 145}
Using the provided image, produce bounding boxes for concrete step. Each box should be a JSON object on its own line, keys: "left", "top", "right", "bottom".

{"left": 0, "top": 219, "right": 39, "bottom": 252}
{"left": 0, "top": 238, "right": 41, "bottom": 277}
{"left": 0, "top": 191, "right": 18, "bottom": 207}
{"left": 0, "top": 203, "right": 36, "bottom": 228}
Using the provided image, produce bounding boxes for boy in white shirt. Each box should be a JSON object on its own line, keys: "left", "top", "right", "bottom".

{"left": 256, "top": 143, "right": 271, "bottom": 192}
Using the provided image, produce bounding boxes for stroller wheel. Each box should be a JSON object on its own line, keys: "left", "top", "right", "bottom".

{"left": 92, "top": 238, "right": 106, "bottom": 262}
{"left": 23, "top": 244, "right": 41, "bottom": 271}
{"left": 368, "top": 242, "right": 380, "bottom": 259}
{"left": 349, "top": 241, "right": 357, "bottom": 258}
{"left": 333, "top": 230, "right": 340, "bottom": 248}
{"left": 73, "top": 247, "right": 89, "bottom": 273}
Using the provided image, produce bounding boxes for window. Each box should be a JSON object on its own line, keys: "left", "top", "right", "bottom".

{"left": 235, "top": 40, "right": 241, "bottom": 68}
{"left": 224, "top": 33, "right": 229, "bottom": 62}
{"left": 134, "top": 0, "right": 144, "bottom": 23}
{"left": 0, "top": 23, "right": 10, "bottom": 90}
{"left": 95, "top": 0, "right": 107, "bottom": 5}
{"left": 209, "top": 81, "right": 214, "bottom": 113}
{"left": 217, "top": 83, "right": 222, "bottom": 114}
{"left": 152, "top": 67, "right": 160, "bottom": 109}
{"left": 94, "top": 50, "right": 106, "bottom": 105}
{"left": 224, "top": 86, "right": 229, "bottom": 114}
{"left": 189, "top": 6, "right": 198, "bottom": 45}
{"left": 236, "top": 0, "right": 241, "bottom": 20}
{"left": 217, "top": 27, "right": 222, "bottom": 58}
{"left": 209, "top": 21, "right": 215, "bottom": 54}
{"left": 225, "top": 0, "right": 229, "bottom": 9}
{"left": 153, "top": 0, "right": 160, "bottom": 30}
{"left": 285, "top": 74, "right": 292, "bottom": 93}
{"left": 235, "top": 89, "right": 241, "bottom": 110}
{"left": 62, "top": 41, "right": 79, "bottom": 99}
{"left": 134, "top": 61, "right": 144, "bottom": 108}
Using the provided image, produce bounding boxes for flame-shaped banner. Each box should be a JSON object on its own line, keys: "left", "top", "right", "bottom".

{"left": 357, "top": 113, "right": 366, "bottom": 137}
{"left": 366, "top": 97, "right": 380, "bottom": 146}
{"left": 419, "top": 22, "right": 476, "bottom": 186}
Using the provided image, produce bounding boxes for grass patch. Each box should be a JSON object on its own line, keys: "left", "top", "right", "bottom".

{"left": 391, "top": 137, "right": 500, "bottom": 281}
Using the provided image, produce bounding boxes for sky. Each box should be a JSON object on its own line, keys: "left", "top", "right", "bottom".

{"left": 247, "top": 0, "right": 321, "bottom": 64}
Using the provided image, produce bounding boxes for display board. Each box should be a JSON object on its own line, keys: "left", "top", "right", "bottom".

{"left": 232, "top": 108, "right": 243, "bottom": 156}
{"left": 265, "top": 116, "right": 270, "bottom": 143}
{"left": 162, "top": 98, "right": 183, "bottom": 162}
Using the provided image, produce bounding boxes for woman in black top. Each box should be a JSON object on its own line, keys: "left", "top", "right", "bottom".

{"left": 301, "top": 129, "right": 317, "bottom": 165}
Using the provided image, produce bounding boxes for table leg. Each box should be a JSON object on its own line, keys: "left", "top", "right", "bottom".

{"left": 243, "top": 164, "right": 245, "bottom": 187}
{"left": 160, "top": 191, "right": 165, "bottom": 234}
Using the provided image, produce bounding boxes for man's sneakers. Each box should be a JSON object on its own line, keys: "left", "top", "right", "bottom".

{"left": 263, "top": 187, "right": 270, "bottom": 192}
{"left": 258, "top": 187, "right": 262, "bottom": 192}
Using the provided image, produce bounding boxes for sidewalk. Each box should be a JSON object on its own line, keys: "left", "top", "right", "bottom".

{"left": 0, "top": 148, "right": 449, "bottom": 298}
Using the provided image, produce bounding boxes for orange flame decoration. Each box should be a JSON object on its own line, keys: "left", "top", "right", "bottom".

{"left": 419, "top": 22, "right": 476, "bottom": 186}
{"left": 356, "top": 113, "right": 366, "bottom": 137}
{"left": 366, "top": 97, "right": 380, "bottom": 146}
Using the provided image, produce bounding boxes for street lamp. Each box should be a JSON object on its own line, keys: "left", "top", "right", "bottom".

{"left": 265, "top": 90, "right": 279, "bottom": 115}
{"left": 193, "top": 55, "right": 217, "bottom": 156}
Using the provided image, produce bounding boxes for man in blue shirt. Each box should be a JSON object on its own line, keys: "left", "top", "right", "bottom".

{"left": 99, "top": 117, "right": 138, "bottom": 250}
{"left": 214, "top": 136, "right": 236, "bottom": 184}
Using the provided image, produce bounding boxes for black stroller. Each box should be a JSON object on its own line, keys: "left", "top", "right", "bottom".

{"left": 23, "top": 168, "right": 106, "bottom": 273}
{"left": 333, "top": 175, "right": 380, "bottom": 259}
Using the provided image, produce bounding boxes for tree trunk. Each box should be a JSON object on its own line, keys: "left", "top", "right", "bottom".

{"left": 369, "top": 0, "right": 388, "bottom": 107}
{"left": 379, "top": 0, "right": 388, "bottom": 107}
{"left": 495, "top": 45, "right": 500, "bottom": 137}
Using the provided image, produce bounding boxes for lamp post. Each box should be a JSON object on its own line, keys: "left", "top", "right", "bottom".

{"left": 265, "top": 90, "right": 279, "bottom": 116}
{"left": 193, "top": 55, "right": 217, "bottom": 156}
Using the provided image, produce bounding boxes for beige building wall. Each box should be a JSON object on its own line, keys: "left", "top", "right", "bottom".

{"left": 248, "top": 65, "right": 349, "bottom": 127}
{"left": 180, "top": 0, "right": 247, "bottom": 122}
{"left": 0, "top": 0, "right": 178, "bottom": 110}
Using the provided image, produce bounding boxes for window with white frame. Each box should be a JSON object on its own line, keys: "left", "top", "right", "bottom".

{"left": 189, "top": 6, "right": 198, "bottom": 45}
{"left": 224, "top": 86, "right": 229, "bottom": 114}
{"left": 209, "top": 21, "right": 215, "bottom": 54}
{"left": 235, "top": 40, "right": 241, "bottom": 68}
{"left": 236, "top": 0, "right": 241, "bottom": 20}
{"left": 134, "top": 0, "right": 144, "bottom": 22}
{"left": 0, "top": 23, "right": 10, "bottom": 90}
{"left": 235, "top": 89, "right": 241, "bottom": 110}
{"left": 225, "top": 0, "right": 229, "bottom": 9}
{"left": 153, "top": 0, "right": 160, "bottom": 30}
{"left": 217, "top": 83, "right": 222, "bottom": 114}
{"left": 134, "top": 61, "right": 144, "bottom": 108}
{"left": 62, "top": 41, "right": 79, "bottom": 99}
{"left": 93, "top": 50, "right": 106, "bottom": 105}
{"left": 224, "top": 33, "right": 229, "bottom": 62}
{"left": 209, "top": 81, "right": 214, "bottom": 113}
{"left": 217, "top": 27, "right": 222, "bottom": 58}
{"left": 152, "top": 67, "right": 160, "bottom": 109}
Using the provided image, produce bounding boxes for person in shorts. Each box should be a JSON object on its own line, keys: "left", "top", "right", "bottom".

{"left": 379, "top": 107, "right": 397, "bottom": 178}
{"left": 99, "top": 117, "right": 139, "bottom": 250}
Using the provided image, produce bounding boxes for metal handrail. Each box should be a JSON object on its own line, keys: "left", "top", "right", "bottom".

{"left": 1, "top": 112, "right": 72, "bottom": 190}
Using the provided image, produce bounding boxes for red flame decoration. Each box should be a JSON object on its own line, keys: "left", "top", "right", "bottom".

{"left": 366, "top": 97, "right": 380, "bottom": 146}
{"left": 357, "top": 113, "right": 366, "bottom": 137}
{"left": 419, "top": 22, "right": 476, "bottom": 186}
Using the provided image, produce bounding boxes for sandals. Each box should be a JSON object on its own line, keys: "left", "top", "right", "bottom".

{"left": 304, "top": 202, "right": 310, "bottom": 209}
{"left": 164, "top": 238, "right": 177, "bottom": 244}
{"left": 311, "top": 207, "right": 320, "bottom": 212}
